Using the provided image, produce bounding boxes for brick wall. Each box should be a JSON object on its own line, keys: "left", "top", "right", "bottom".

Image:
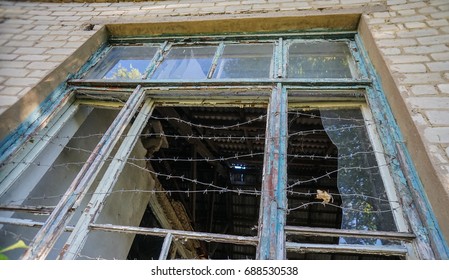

{"left": 0, "top": 0, "right": 448, "bottom": 236}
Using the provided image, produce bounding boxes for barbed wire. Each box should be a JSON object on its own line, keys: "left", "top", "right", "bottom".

{"left": 149, "top": 114, "right": 267, "bottom": 130}
{"left": 1, "top": 143, "right": 393, "bottom": 201}
{"left": 4, "top": 184, "right": 396, "bottom": 208}
{"left": 1, "top": 118, "right": 394, "bottom": 170}
{"left": 28, "top": 125, "right": 367, "bottom": 143}
{"left": 287, "top": 201, "right": 400, "bottom": 214}
{"left": 0, "top": 106, "right": 403, "bottom": 236}
{"left": 286, "top": 162, "right": 391, "bottom": 189}
{"left": 28, "top": 112, "right": 268, "bottom": 142}
{"left": 1, "top": 183, "right": 395, "bottom": 208}
{"left": 287, "top": 190, "right": 394, "bottom": 203}
{"left": 1, "top": 149, "right": 391, "bottom": 169}
{"left": 75, "top": 253, "right": 109, "bottom": 260}
{"left": 1, "top": 152, "right": 397, "bottom": 212}
{"left": 287, "top": 111, "right": 368, "bottom": 122}
{"left": 21, "top": 112, "right": 375, "bottom": 143}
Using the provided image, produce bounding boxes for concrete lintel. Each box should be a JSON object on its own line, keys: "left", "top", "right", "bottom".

{"left": 106, "top": 13, "right": 362, "bottom": 37}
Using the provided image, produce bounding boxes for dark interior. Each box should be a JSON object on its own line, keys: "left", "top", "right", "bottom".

{"left": 126, "top": 106, "right": 396, "bottom": 260}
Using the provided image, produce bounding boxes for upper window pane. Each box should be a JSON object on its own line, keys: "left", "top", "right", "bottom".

{"left": 212, "top": 44, "right": 273, "bottom": 79}
{"left": 85, "top": 46, "right": 158, "bottom": 80}
{"left": 287, "top": 41, "right": 356, "bottom": 79}
{"left": 151, "top": 46, "right": 216, "bottom": 79}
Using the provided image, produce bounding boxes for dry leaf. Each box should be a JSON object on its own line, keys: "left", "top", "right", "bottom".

{"left": 0, "top": 240, "right": 28, "bottom": 254}
{"left": 316, "top": 189, "right": 333, "bottom": 205}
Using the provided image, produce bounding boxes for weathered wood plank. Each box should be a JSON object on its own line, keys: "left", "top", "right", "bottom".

{"left": 285, "top": 226, "right": 415, "bottom": 241}
{"left": 286, "top": 242, "right": 408, "bottom": 256}
{"left": 90, "top": 223, "right": 258, "bottom": 246}
{"left": 58, "top": 99, "right": 154, "bottom": 260}
{"left": 159, "top": 233, "right": 173, "bottom": 260}
{"left": 0, "top": 205, "right": 57, "bottom": 215}
{"left": 257, "top": 84, "right": 287, "bottom": 260}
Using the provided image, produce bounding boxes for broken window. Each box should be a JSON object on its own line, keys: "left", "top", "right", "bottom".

{"left": 1, "top": 33, "right": 435, "bottom": 260}
{"left": 286, "top": 107, "right": 398, "bottom": 251}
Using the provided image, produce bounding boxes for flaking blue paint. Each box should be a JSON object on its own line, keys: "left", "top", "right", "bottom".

{"left": 274, "top": 85, "right": 288, "bottom": 259}
{"left": 257, "top": 84, "right": 288, "bottom": 259}
{"left": 143, "top": 41, "right": 169, "bottom": 79}
{"left": 0, "top": 42, "right": 110, "bottom": 165}
{"left": 0, "top": 82, "right": 71, "bottom": 164}
{"left": 74, "top": 43, "right": 110, "bottom": 79}
{"left": 355, "top": 34, "right": 449, "bottom": 259}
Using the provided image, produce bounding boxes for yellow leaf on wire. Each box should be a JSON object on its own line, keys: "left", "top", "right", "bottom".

{"left": 0, "top": 240, "right": 28, "bottom": 254}
{"left": 316, "top": 189, "right": 333, "bottom": 205}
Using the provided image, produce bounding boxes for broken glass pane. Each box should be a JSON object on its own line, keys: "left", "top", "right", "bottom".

{"left": 85, "top": 46, "right": 158, "bottom": 80}
{"left": 286, "top": 108, "right": 396, "bottom": 246}
{"left": 288, "top": 41, "right": 356, "bottom": 79}
{"left": 212, "top": 44, "right": 274, "bottom": 79}
{"left": 151, "top": 46, "right": 216, "bottom": 79}
{"left": 320, "top": 109, "right": 397, "bottom": 242}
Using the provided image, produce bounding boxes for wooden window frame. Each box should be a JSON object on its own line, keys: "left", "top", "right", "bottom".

{"left": 1, "top": 32, "right": 445, "bottom": 260}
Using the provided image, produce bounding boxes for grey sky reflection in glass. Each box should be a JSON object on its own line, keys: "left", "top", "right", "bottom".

{"left": 151, "top": 46, "right": 216, "bottom": 79}
{"left": 213, "top": 44, "right": 274, "bottom": 79}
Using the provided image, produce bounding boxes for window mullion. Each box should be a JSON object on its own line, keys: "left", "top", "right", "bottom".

{"left": 257, "top": 84, "right": 288, "bottom": 260}
{"left": 21, "top": 85, "right": 146, "bottom": 260}
{"left": 143, "top": 41, "right": 171, "bottom": 79}
{"left": 274, "top": 37, "right": 284, "bottom": 78}
{"left": 207, "top": 42, "right": 225, "bottom": 79}
{"left": 348, "top": 40, "right": 368, "bottom": 79}
{"left": 158, "top": 233, "right": 173, "bottom": 260}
